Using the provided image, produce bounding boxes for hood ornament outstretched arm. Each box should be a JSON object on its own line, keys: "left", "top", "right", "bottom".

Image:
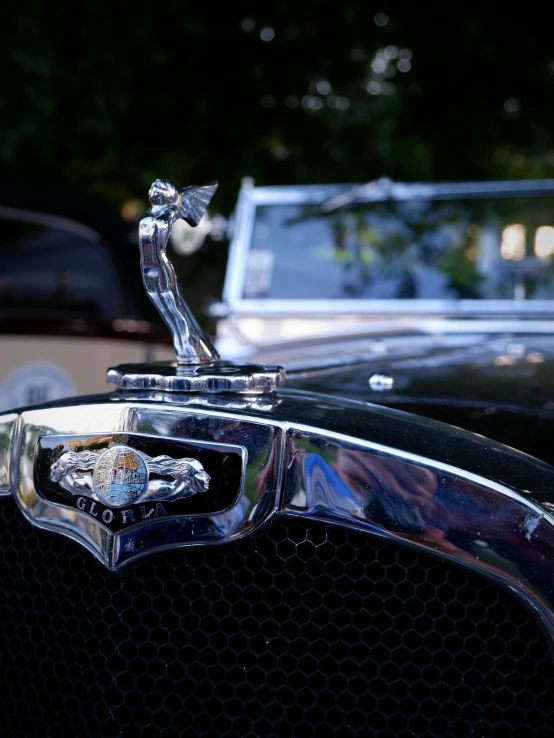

{"left": 139, "top": 178, "right": 219, "bottom": 364}
{"left": 108, "top": 178, "right": 285, "bottom": 393}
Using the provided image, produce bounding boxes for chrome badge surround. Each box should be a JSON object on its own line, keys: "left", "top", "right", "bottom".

{"left": 34, "top": 430, "right": 233, "bottom": 537}
{"left": 12, "top": 404, "right": 281, "bottom": 569}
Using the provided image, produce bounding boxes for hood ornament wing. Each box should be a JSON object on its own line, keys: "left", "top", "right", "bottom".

{"left": 108, "top": 178, "right": 285, "bottom": 393}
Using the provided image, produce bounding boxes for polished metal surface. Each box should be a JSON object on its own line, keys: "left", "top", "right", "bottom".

{"left": 9, "top": 400, "right": 278, "bottom": 568}
{"left": 0, "top": 413, "right": 18, "bottom": 496}
{"left": 3, "top": 388, "right": 554, "bottom": 650}
{"left": 139, "top": 178, "right": 219, "bottom": 364}
{"left": 107, "top": 360, "right": 286, "bottom": 393}
{"left": 281, "top": 422, "right": 554, "bottom": 647}
{"left": 368, "top": 372, "right": 394, "bottom": 391}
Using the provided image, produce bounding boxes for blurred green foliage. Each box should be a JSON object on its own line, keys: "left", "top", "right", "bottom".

{"left": 2, "top": 3, "right": 554, "bottom": 216}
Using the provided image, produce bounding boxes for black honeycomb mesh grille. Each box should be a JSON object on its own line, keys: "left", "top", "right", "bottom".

{"left": 0, "top": 500, "right": 553, "bottom": 737}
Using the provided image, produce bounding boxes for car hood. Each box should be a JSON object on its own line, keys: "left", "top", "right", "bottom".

{"left": 285, "top": 332, "right": 554, "bottom": 466}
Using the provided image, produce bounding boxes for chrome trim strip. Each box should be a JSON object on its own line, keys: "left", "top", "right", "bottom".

{"left": 281, "top": 424, "right": 554, "bottom": 646}
{"left": 222, "top": 186, "right": 257, "bottom": 308}
{"left": 286, "top": 422, "right": 554, "bottom": 518}
{"left": 0, "top": 413, "right": 18, "bottom": 496}
{"left": 245, "top": 179, "right": 554, "bottom": 204}
{"left": 224, "top": 299, "right": 554, "bottom": 318}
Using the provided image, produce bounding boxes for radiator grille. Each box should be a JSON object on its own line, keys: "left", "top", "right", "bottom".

{"left": 0, "top": 501, "right": 553, "bottom": 737}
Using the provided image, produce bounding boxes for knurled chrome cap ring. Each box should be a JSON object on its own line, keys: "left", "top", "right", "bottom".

{"left": 107, "top": 360, "right": 286, "bottom": 394}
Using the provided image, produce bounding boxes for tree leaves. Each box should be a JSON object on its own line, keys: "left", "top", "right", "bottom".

{"left": 2, "top": 6, "right": 554, "bottom": 213}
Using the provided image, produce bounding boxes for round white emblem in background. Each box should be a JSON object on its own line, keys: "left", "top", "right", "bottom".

{"left": 0, "top": 361, "right": 77, "bottom": 412}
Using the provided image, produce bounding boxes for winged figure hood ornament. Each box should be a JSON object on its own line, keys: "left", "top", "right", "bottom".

{"left": 139, "top": 178, "right": 220, "bottom": 364}
{"left": 108, "top": 178, "right": 285, "bottom": 393}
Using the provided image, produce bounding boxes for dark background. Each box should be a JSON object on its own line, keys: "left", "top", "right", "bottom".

{"left": 3, "top": 4, "right": 554, "bottom": 308}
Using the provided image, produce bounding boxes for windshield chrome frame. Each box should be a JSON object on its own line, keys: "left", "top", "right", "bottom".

{"left": 223, "top": 179, "right": 554, "bottom": 318}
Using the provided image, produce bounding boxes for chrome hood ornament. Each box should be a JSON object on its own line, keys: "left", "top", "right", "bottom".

{"left": 139, "top": 178, "right": 220, "bottom": 364}
{"left": 108, "top": 178, "right": 285, "bottom": 392}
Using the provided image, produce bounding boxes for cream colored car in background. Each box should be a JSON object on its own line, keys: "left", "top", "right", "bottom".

{"left": 0, "top": 185, "right": 173, "bottom": 411}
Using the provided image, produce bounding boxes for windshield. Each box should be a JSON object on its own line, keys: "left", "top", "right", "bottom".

{"left": 244, "top": 195, "right": 554, "bottom": 302}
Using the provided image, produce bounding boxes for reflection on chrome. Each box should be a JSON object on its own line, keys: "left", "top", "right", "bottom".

{"left": 368, "top": 372, "right": 394, "bottom": 391}
{"left": 2, "top": 390, "right": 554, "bottom": 648}
{"left": 139, "top": 178, "right": 219, "bottom": 365}
{"left": 285, "top": 428, "right": 554, "bottom": 645}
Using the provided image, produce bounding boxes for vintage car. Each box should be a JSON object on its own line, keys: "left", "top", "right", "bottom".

{"left": 0, "top": 178, "right": 174, "bottom": 411}
{"left": 1, "top": 176, "right": 554, "bottom": 737}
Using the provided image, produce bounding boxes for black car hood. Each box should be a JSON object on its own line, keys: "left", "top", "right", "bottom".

{"left": 287, "top": 333, "right": 554, "bottom": 466}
